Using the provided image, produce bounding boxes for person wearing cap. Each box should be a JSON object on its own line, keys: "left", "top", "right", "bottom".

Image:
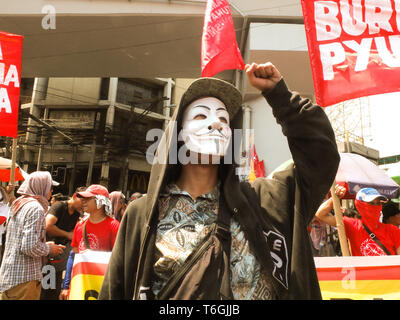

{"left": 316, "top": 187, "right": 400, "bottom": 256}
{"left": 0, "top": 171, "right": 66, "bottom": 300}
{"left": 382, "top": 200, "right": 400, "bottom": 228}
{"left": 99, "top": 62, "right": 339, "bottom": 300}
{"left": 59, "top": 184, "right": 119, "bottom": 300}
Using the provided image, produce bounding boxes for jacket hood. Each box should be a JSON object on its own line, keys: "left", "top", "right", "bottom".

{"left": 144, "top": 77, "right": 244, "bottom": 223}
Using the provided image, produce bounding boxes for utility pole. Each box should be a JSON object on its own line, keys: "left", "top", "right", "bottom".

{"left": 26, "top": 111, "right": 76, "bottom": 193}
{"left": 36, "top": 107, "right": 49, "bottom": 171}
{"left": 68, "top": 143, "right": 78, "bottom": 195}
{"left": 86, "top": 112, "right": 99, "bottom": 186}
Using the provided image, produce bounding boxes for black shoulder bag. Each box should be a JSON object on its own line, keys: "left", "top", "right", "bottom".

{"left": 155, "top": 196, "right": 233, "bottom": 300}
{"left": 82, "top": 219, "right": 91, "bottom": 250}
{"left": 362, "top": 223, "right": 391, "bottom": 255}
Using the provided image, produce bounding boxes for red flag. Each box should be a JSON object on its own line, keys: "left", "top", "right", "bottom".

{"left": 201, "top": 0, "right": 245, "bottom": 77}
{"left": 0, "top": 31, "right": 23, "bottom": 138}
{"left": 301, "top": 0, "right": 400, "bottom": 106}
{"left": 252, "top": 145, "right": 266, "bottom": 178}
{"left": 248, "top": 145, "right": 266, "bottom": 182}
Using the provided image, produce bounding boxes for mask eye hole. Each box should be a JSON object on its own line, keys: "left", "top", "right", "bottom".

{"left": 193, "top": 114, "right": 207, "bottom": 120}
{"left": 219, "top": 117, "right": 228, "bottom": 124}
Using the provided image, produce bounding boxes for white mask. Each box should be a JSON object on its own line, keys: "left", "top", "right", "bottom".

{"left": 180, "top": 97, "right": 231, "bottom": 157}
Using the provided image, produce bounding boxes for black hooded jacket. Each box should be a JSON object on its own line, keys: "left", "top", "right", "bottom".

{"left": 99, "top": 79, "right": 340, "bottom": 300}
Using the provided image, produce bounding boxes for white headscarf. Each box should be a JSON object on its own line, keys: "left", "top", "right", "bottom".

{"left": 94, "top": 195, "right": 112, "bottom": 216}
{"left": 15, "top": 171, "right": 53, "bottom": 212}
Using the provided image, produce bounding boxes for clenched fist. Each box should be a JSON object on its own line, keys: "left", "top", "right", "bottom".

{"left": 245, "top": 62, "right": 282, "bottom": 92}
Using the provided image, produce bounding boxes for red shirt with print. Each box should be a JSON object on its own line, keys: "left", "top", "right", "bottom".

{"left": 343, "top": 216, "right": 400, "bottom": 256}
{"left": 71, "top": 216, "right": 120, "bottom": 253}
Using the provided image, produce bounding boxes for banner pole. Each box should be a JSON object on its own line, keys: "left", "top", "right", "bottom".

{"left": 10, "top": 137, "right": 17, "bottom": 186}
{"left": 331, "top": 181, "right": 351, "bottom": 256}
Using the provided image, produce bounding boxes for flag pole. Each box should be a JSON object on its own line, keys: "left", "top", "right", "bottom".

{"left": 10, "top": 137, "right": 17, "bottom": 187}
{"left": 330, "top": 181, "right": 351, "bottom": 256}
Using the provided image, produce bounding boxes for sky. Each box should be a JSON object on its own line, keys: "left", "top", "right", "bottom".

{"left": 249, "top": 21, "right": 400, "bottom": 160}
{"left": 366, "top": 92, "right": 400, "bottom": 158}
{"left": 250, "top": 23, "right": 400, "bottom": 158}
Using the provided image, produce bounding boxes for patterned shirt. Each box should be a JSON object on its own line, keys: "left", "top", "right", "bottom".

{"left": 152, "top": 183, "right": 272, "bottom": 299}
{"left": 0, "top": 201, "right": 49, "bottom": 292}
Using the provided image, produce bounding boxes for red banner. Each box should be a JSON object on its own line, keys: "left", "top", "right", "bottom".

{"left": 201, "top": 0, "right": 245, "bottom": 77}
{"left": 301, "top": 0, "right": 400, "bottom": 106}
{"left": 0, "top": 31, "right": 23, "bottom": 138}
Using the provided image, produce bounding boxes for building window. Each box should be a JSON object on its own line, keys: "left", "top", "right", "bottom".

{"left": 20, "top": 78, "right": 35, "bottom": 105}
{"left": 116, "top": 78, "right": 164, "bottom": 115}
{"left": 100, "top": 78, "right": 110, "bottom": 100}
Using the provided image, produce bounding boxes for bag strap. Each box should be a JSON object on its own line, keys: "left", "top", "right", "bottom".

{"left": 156, "top": 223, "right": 217, "bottom": 300}
{"left": 82, "top": 219, "right": 91, "bottom": 250}
{"left": 362, "top": 223, "right": 391, "bottom": 255}
{"left": 155, "top": 195, "right": 232, "bottom": 300}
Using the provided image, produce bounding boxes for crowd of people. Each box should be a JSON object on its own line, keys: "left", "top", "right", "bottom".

{"left": 0, "top": 60, "right": 399, "bottom": 300}
{"left": 0, "top": 175, "right": 142, "bottom": 300}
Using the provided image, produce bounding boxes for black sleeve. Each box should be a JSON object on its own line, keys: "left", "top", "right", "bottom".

{"left": 47, "top": 201, "right": 67, "bottom": 220}
{"left": 263, "top": 79, "right": 340, "bottom": 224}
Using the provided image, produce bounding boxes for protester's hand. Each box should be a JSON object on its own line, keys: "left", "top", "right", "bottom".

{"left": 5, "top": 185, "right": 16, "bottom": 205}
{"left": 59, "top": 289, "right": 69, "bottom": 300}
{"left": 47, "top": 242, "right": 66, "bottom": 257}
{"left": 66, "top": 231, "right": 74, "bottom": 241}
{"left": 245, "top": 62, "right": 282, "bottom": 92}
{"left": 334, "top": 185, "right": 347, "bottom": 199}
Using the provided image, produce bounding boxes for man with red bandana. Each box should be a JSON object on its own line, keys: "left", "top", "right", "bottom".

{"left": 316, "top": 186, "right": 400, "bottom": 256}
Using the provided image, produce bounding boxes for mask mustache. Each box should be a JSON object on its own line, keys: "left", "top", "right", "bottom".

{"left": 194, "top": 128, "right": 229, "bottom": 139}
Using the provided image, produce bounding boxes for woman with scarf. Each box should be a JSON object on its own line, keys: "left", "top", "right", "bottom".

{"left": 0, "top": 171, "right": 66, "bottom": 300}
{"left": 110, "top": 191, "right": 126, "bottom": 222}
{"left": 316, "top": 186, "right": 400, "bottom": 256}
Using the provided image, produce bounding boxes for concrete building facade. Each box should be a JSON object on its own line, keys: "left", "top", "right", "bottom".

{"left": 17, "top": 76, "right": 174, "bottom": 196}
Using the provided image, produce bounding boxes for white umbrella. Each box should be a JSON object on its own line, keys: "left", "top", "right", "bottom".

{"left": 0, "top": 156, "right": 29, "bottom": 182}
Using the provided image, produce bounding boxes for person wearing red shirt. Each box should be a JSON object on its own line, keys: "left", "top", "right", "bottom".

{"left": 59, "top": 184, "right": 119, "bottom": 299}
{"left": 315, "top": 186, "right": 400, "bottom": 256}
{"left": 382, "top": 201, "right": 400, "bottom": 228}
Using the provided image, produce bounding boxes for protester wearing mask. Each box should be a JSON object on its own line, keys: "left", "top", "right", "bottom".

{"left": 99, "top": 61, "right": 339, "bottom": 300}
{"left": 316, "top": 187, "right": 400, "bottom": 256}
{"left": 0, "top": 171, "right": 65, "bottom": 300}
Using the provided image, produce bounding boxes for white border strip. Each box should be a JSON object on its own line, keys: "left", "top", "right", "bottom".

{"left": 314, "top": 256, "right": 400, "bottom": 268}
{"left": 73, "top": 250, "right": 112, "bottom": 266}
